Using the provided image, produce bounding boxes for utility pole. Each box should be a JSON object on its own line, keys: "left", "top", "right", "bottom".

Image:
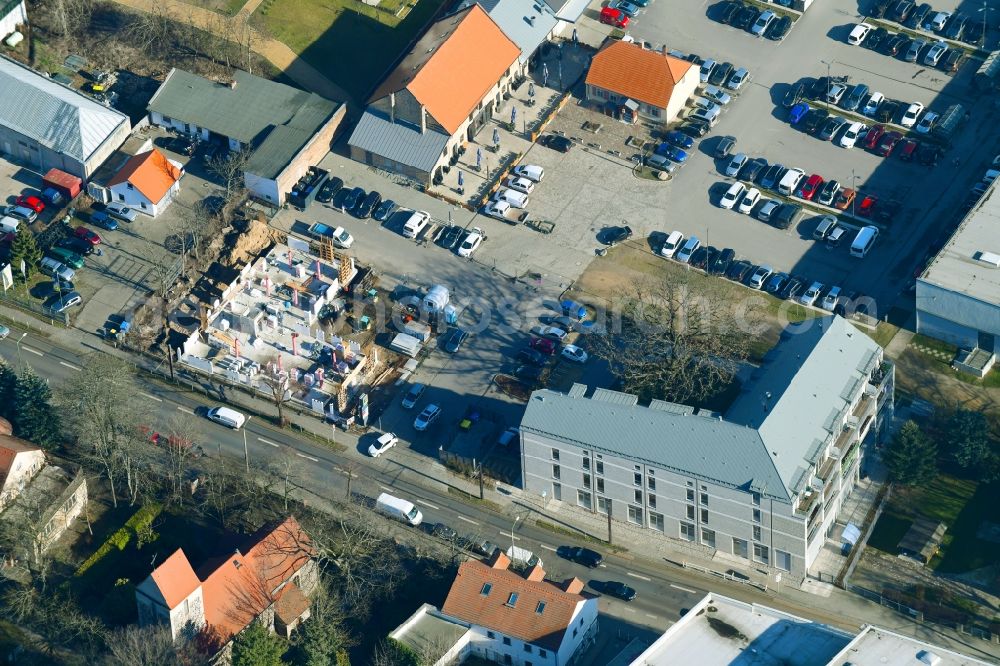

{"left": 479, "top": 464, "right": 485, "bottom": 500}
{"left": 242, "top": 416, "right": 252, "bottom": 472}
{"left": 606, "top": 500, "right": 613, "bottom": 544}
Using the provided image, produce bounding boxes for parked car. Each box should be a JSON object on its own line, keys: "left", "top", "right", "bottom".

{"left": 944, "top": 13, "right": 967, "bottom": 40}
{"left": 802, "top": 108, "right": 829, "bottom": 134}
{"left": 557, "top": 546, "right": 603, "bottom": 567}
{"left": 444, "top": 328, "right": 468, "bottom": 353}
{"left": 863, "top": 124, "right": 886, "bottom": 150}
{"left": 756, "top": 199, "right": 780, "bottom": 222}
{"left": 891, "top": 0, "right": 914, "bottom": 22}
{"left": 789, "top": 102, "right": 810, "bottom": 125}
{"left": 800, "top": 281, "right": 824, "bottom": 306}
{"left": 676, "top": 236, "right": 700, "bottom": 263}
{"left": 373, "top": 199, "right": 398, "bottom": 222}
{"left": 751, "top": 9, "right": 776, "bottom": 36}
{"left": 842, "top": 84, "right": 869, "bottom": 112}
{"left": 599, "top": 6, "right": 630, "bottom": 27}
{"left": 740, "top": 157, "right": 768, "bottom": 182}
{"left": 733, "top": 5, "right": 758, "bottom": 30}
{"left": 699, "top": 59, "right": 717, "bottom": 83}
{"left": 876, "top": 130, "right": 903, "bottom": 156}
{"left": 915, "top": 110, "right": 939, "bottom": 134}
{"left": 943, "top": 49, "right": 963, "bottom": 72}
{"left": 797, "top": 174, "right": 823, "bottom": 200}
{"left": 105, "top": 203, "right": 137, "bottom": 223}
{"left": 355, "top": 190, "right": 382, "bottom": 218}
{"left": 821, "top": 286, "right": 842, "bottom": 311}
{"left": 738, "top": 187, "right": 761, "bottom": 214}
{"left": 725, "top": 153, "right": 748, "bottom": 177}
{"left": 720, "top": 181, "right": 747, "bottom": 210}
{"left": 834, "top": 188, "right": 856, "bottom": 210}
{"left": 316, "top": 177, "right": 343, "bottom": 203}
{"left": 561, "top": 345, "right": 588, "bottom": 363}
{"left": 89, "top": 211, "right": 118, "bottom": 231}
{"left": 766, "top": 14, "right": 791, "bottom": 40}
{"left": 689, "top": 107, "right": 719, "bottom": 126}
{"left": 765, "top": 272, "right": 789, "bottom": 295}
{"left": 773, "top": 202, "right": 803, "bottom": 229}
{"left": 678, "top": 120, "right": 711, "bottom": 138}
{"left": 905, "top": 38, "right": 926, "bottom": 62}
{"left": 819, "top": 116, "right": 848, "bottom": 141}
{"left": 708, "top": 62, "right": 734, "bottom": 86}
{"left": 780, "top": 276, "right": 805, "bottom": 300}
{"left": 715, "top": 136, "right": 737, "bottom": 159}
{"left": 602, "top": 581, "right": 637, "bottom": 601}
{"left": 74, "top": 226, "right": 102, "bottom": 245}
{"left": 839, "top": 122, "right": 866, "bottom": 149}
{"left": 530, "top": 325, "right": 568, "bottom": 342}
{"left": 457, "top": 227, "right": 486, "bottom": 257}
{"left": 368, "top": 432, "right": 398, "bottom": 458}
{"left": 848, "top": 22, "right": 872, "bottom": 45}
{"left": 726, "top": 67, "right": 751, "bottom": 91}
{"left": 759, "top": 164, "right": 786, "bottom": 190}
{"left": 401, "top": 383, "right": 426, "bottom": 409}
{"left": 512, "top": 164, "right": 545, "bottom": 182}
{"left": 748, "top": 264, "right": 772, "bottom": 289}
{"left": 529, "top": 337, "right": 558, "bottom": 355}
{"left": 4, "top": 206, "right": 36, "bottom": 223}
{"left": 726, "top": 259, "right": 753, "bottom": 282}
{"left": 15, "top": 195, "right": 44, "bottom": 213}
{"left": 702, "top": 85, "right": 732, "bottom": 106}
{"left": 783, "top": 84, "right": 805, "bottom": 109}
{"left": 45, "top": 290, "right": 82, "bottom": 313}
{"left": 610, "top": 0, "right": 640, "bottom": 17}
{"left": 605, "top": 225, "right": 633, "bottom": 245}
{"left": 413, "top": 404, "right": 442, "bottom": 431}
{"left": 540, "top": 134, "right": 574, "bottom": 152}
{"left": 862, "top": 92, "right": 884, "bottom": 117}
{"left": 926, "top": 11, "right": 950, "bottom": 32}
{"left": 505, "top": 176, "right": 535, "bottom": 194}
{"left": 924, "top": 41, "right": 948, "bottom": 66}
{"left": 708, "top": 247, "right": 735, "bottom": 275}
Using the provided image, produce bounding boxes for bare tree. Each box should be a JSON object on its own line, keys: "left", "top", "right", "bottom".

{"left": 589, "top": 273, "right": 763, "bottom": 406}
{"left": 153, "top": 415, "right": 205, "bottom": 505}
{"left": 207, "top": 149, "right": 253, "bottom": 202}
{"left": 258, "top": 358, "right": 292, "bottom": 427}
{"left": 197, "top": 455, "right": 279, "bottom": 530}
{"left": 0, "top": 489, "right": 65, "bottom": 589}
{"left": 2, "top": 587, "right": 106, "bottom": 660}
{"left": 122, "top": 3, "right": 176, "bottom": 55}
{"left": 102, "top": 624, "right": 206, "bottom": 666}
{"left": 51, "top": 0, "right": 94, "bottom": 40}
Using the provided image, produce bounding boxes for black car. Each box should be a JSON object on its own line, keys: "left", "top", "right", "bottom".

{"left": 602, "top": 582, "right": 637, "bottom": 601}
{"left": 605, "top": 225, "right": 632, "bottom": 245}
{"left": 891, "top": 0, "right": 913, "bottom": 22}
{"left": 517, "top": 348, "right": 548, "bottom": 366}
{"left": 541, "top": 134, "right": 573, "bottom": 152}
{"left": 708, "top": 248, "right": 735, "bottom": 275}
{"left": 431, "top": 523, "right": 458, "bottom": 540}
{"left": 689, "top": 246, "right": 710, "bottom": 269}
{"left": 809, "top": 75, "right": 847, "bottom": 99}
{"left": 963, "top": 20, "right": 984, "bottom": 46}
{"left": 557, "top": 546, "right": 604, "bottom": 568}
{"left": 437, "top": 224, "right": 464, "bottom": 249}
{"left": 734, "top": 5, "right": 758, "bottom": 29}
{"left": 773, "top": 202, "right": 802, "bottom": 230}
{"left": 764, "top": 272, "right": 789, "bottom": 295}
{"left": 678, "top": 120, "right": 711, "bottom": 138}
{"left": 871, "top": 0, "right": 892, "bottom": 18}
{"left": 444, "top": 328, "right": 468, "bottom": 353}
{"left": 740, "top": 157, "right": 768, "bottom": 183}
{"left": 515, "top": 364, "right": 545, "bottom": 383}
{"left": 875, "top": 100, "right": 900, "bottom": 124}
{"left": 315, "top": 176, "right": 343, "bottom": 203}
{"left": 373, "top": 199, "right": 398, "bottom": 222}
{"left": 56, "top": 237, "right": 94, "bottom": 256}
{"left": 944, "top": 13, "right": 967, "bottom": 40}
{"left": 881, "top": 34, "right": 908, "bottom": 56}
{"left": 908, "top": 2, "right": 930, "bottom": 27}
{"left": 865, "top": 27, "right": 888, "bottom": 50}
{"left": 718, "top": 0, "right": 742, "bottom": 24}
{"left": 917, "top": 143, "right": 941, "bottom": 166}
{"left": 802, "top": 108, "right": 830, "bottom": 134}
{"left": 767, "top": 15, "right": 791, "bottom": 40}
{"left": 708, "top": 62, "right": 734, "bottom": 86}
{"left": 782, "top": 83, "right": 804, "bottom": 109}
{"left": 715, "top": 135, "right": 737, "bottom": 159}
{"left": 779, "top": 276, "right": 805, "bottom": 301}
{"left": 342, "top": 186, "right": 365, "bottom": 211}
{"left": 355, "top": 190, "right": 382, "bottom": 218}
{"left": 725, "top": 259, "right": 753, "bottom": 282}
{"left": 943, "top": 49, "right": 963, "bottom": 72}
{"left": 759, "top": 163, "right": 786, "bottom": 190}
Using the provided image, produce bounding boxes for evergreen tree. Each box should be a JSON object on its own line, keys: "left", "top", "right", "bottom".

{"left": 231, "top": 622, "right": 287, "bottom": 666}
{"left": 297, "top": 611, "right": 345, "bottom": 666}
{"left": 946, "top": 409, "right": 991, "bottom": 471}
{"left": 13, "top": 369, "right": 61, "bottom": 449}
{"left": 0, "top": 361, "right": 16, "bottom": 422}
{"left": 884, "top": 420, "right": 938, "bottom": 485}
{"left": 8, "top": 225, "right": 42, "bottom": 282}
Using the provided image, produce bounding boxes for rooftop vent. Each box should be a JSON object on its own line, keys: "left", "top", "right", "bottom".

{"left": 974, "top": 250, "right": 1000, "bottom": 267}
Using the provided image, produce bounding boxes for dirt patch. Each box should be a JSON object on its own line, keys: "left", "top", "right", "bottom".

{"left": 220, "top": 218, "right": 285, "bottom": 267}
{"left": 494, "top": 375, "right": 531, "bottom": 402}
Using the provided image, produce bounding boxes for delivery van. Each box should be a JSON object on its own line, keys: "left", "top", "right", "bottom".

{"left": 850, "top": 225, "right": 879, "bottom": 258}
{"left": 205, "top": 406, "right": 247, "bottom": 429}
{"left": 376, "top": 492, "right": 423, "bottom": 526}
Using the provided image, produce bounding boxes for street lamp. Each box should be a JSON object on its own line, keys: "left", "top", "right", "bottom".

{"left": 852, "top": 169, "right": 859, "bottom": 218}
{"left": 242, "top": 415, "right": 253, "bottom": 472}
{"left": 977, "top": 1, "right": 994, "bottom": 50}
{"left": 15, "top": 332, "right": 27, "bottom": 367}
{"left": 510, "top": 515, "right": 522, "bottom": 556}
{"left": 820, "top": 59, "right": 834, "bottom": 106}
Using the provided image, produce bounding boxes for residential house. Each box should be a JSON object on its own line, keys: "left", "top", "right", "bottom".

{"left": 135, "top": 516, "right": 318, "bottom": 649}
{"left": 391, "top": 550, "right": 598, "bottom": 665}
{"left": 0, "top": 0, "right": 27, "bottom": 41}
{"left": 348, "top": 4, "right": 521, "bottom": 186}
{"left": 146, "top": 69, "right": 345, "bottom": 206}
{"left": 585, "top": 41, "right": 699, "bottom": 125}
{"left": 0, "top": 55, "right": 131, "bottom": 179}
{"left": 107, "top": 148, "right": 182, "bottom": 217}
{"left": 0, "top": 418, "right": 45, "bottom": 511}
{"left": 519, "top": 316, "right": 894, "bottom": 582}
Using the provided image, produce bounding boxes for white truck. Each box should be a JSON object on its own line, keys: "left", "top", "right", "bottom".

{"left": 376, "top": 493, "right": 423, "bottom": 526}
{"left": 506, "top": 545, "right": 542, "bottom": 568}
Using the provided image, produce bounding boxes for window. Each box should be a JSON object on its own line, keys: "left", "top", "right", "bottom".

{"left": 140, "top": 201, "right": 147, "bottom": 209}
{"left": 572, "top": 628, "right": 578, "bottom": 639}
{"left": 647, "top": 477, "right": 656, "bottom": 491}
{"left": 701, "top": 509, "right": 709, "bottom": 524}
{"left": 596, "top": 461, "right": 604, "bottom": 475}
{"left": 583, "top": 456, "right": 590, "bottom": 471}
{"left": 753, "top": 525, "right": 762, "bottom": 541}
{"left": 687, "top": 480, "right": 694, "bottom": 487}
{"left": 577, "top": 490, "right": 592, "bottom": 510}
{"left": 551, "top": 448, "right": 560, "bottom": 460}
{"left": 503, "top": 636, "right": 512, "bottom": 646}
{"left": 687, "top": 488, "right": 695, "bottom": 501}
{"left": 524, "top": 644, "right": 533, "bottom": 653}
{"left": 596, "top": 478, "right": 605, "bottom": 494}
{"left": 552, "top": 482, "right": 561, "bottom": 501}
{"left": 753, "top": 508, "right": 761, "bottom": 523}
{"left": 628, "top": 505, "right": 643, "bottom": 524}
{"left": 752, "top": 491, "right": 761, "bottom": 506}
{"left": 487, "top": 631, "right": 496, "bottom": 639}
{"left": 539, "top": 650, "right": 547, "bottom": 658}
{"left": 701, "top": 484, "right": 707, "bottom": 491}
{"left": 598, "top": 496, "right": 611, "bottom": 515}
{"left": 700, "top": 492, "right": 709, "bottom": 506}
{"left": 753, "top": 544, "right": 770, "bottom": 565}
{"left": 127, "top": 183, "right": 134, "bottom": 190}
{"left": 634, "top": 464, "right": 641, "bottom": 471}
{"left": 552, "top": 465, "right": 561, "bottom": 480}
{"left": 702, "top": 528, "right": 716, "bottom": 548}
{"left": 480, "top": 583, "right": 492, "bottom": 596}
{"left": 633, "top": 472, "right": 642, "bottom": 486}
{"left": 506, "top": 593, "right": 519, "bottom": 607}
{"left": 733, "top": 538, "right": 748, "bottom": 559}
{"left": 776, "top": 550, "right": 792, "bottom": 572}
{"left": 583, "top": 474, "right": 591, "bottom": 489}
{"left": 648, "top": 494, "right": 656, "bottom": 509}
{"left": 535, "top": 601, "right": 546, "bottom": 614}
{"left": 649, "top": 512, "right": 664, "bottom": 532}
{"left": 686, "top": 505, "right": 695, "bottom": 520}
{"left": 648, "top": 468, "right": 655, "bottom": 476}
{"left": 680, "top": 522, "right": 695, "bottom": 541}
{"left": 118, "top": 193, "right": 125, "bottom": 201}
{"left": 634, "top": 489, "right": 642, "bottom": 503}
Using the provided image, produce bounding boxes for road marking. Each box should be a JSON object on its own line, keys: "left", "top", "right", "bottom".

{"left": 599, "top": 563, "right": 607, "bottom": 568}
{"left": 670, "top": 583, "right": 698, "bottom": 594}
{"left": 623, "top": 607, "right": 637, "bottom": 613}
{"left": 379, "top": 484, "right": 393, "bottom": 492}
{"left": 418, "top": 501, "right": 440, "bottom": 510}
{"left": 540, "top": 544, "right": 557, "bottom": 552}
{"left": 645, "top": 613, "right": 658, "bottom": 619}
{"left": 176, "top": 406, "right": 194, "bottom": 415}
{"left": 22, "top": 346, "right": 43, "bottom": 356}
{"left": 58, "top": 361, "right": 81, "bottom": 371}
{"left": 499, "top": 532, "right": 521, "bottom": 541}
{"left": 258, "top": 437, "right": 279, "bottom": 448}
{"left": 456, "top": 516, "right": 479, "bottom": 525}
{"left": 139, "top": 392, "right": 162, "bottom": 402}
{"left": 296, "top": 453, "right": 319, "bottom": 462}
{"left": 626, "top": 572, "right": 651, "bottom": 581}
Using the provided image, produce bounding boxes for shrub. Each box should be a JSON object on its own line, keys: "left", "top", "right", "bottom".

{"left": 74, "top": 504, "right": 163, "bottom": 577}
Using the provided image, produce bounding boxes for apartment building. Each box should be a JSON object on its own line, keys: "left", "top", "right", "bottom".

{"left": 520, "top": 316, "right": 894, "bottom": 581}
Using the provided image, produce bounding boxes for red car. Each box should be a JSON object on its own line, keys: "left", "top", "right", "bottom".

{"left": 600, "top": 6, "right": 630, "bottom": 27}
{"left": 15, "top": 195, "right": 45, "bottom": 213}
{"left": 797, "top": 174, "right": 823, "bottom": 200}
{"left": 529, "top": 337, "right": 557, "bottom": 355}
{"left": 899, "top": 139, "right": 919, "bottom": 161}
{"left": 858, "top": 194, "right": 877, "bottom": 217}
{"left": 876, "top": 131, "right": 902, "bottom": 157}
{"left": 862, "top": 125, "right": 885, "bottom": 150}
{"left": 74, "top": 226, "right": 102, "bottom": 245}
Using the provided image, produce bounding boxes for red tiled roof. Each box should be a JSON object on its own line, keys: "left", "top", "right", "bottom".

{"left": 586, "top": 41, "right": 694, "bottom": 109}
{"left": 108, "top": 149, "right": 181, "bottom": 204}
{"left": 441, "top": 559, "right": 585, "bottom": 650}
{"left": 0, "top": 434, "right": 42, "bottom": 487}
{"left": 274, "top": 583, "right": 310, "bottom": 625}
{"left": 151, "top": 549, "right": 201, "bottom": 610}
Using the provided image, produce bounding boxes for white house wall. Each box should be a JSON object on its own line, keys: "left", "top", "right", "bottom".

{"left": 0, "top": 2, "right": 27, "bottom": 41}
{"left": 244, "top": 172, "right": 280, "bottom": 206}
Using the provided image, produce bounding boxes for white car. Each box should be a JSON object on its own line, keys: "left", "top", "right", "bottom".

{"left": 0, "top": 324, "right": 8, "bottom": 340}
{"left": 331, "top": 226, "right": 354, "bottom": 248}
{"left": 699, "top": 59, "right": 716, "bottom": 84}
{"left": 800, "top": 282, "right": 823, "bottom": 306}
{"left": 368, "top": 432, "right": 398, "bottom": 458}
{"left": 748, "top": 265, "right": 771, "bottom": 289}
{"left": 826, "top": 83, "right": 848, "bottom": 104}
{"left": 504, "top": 176, "right": 535, "bottom": 194}
{"left": 901, "top": 102, "right": 924, "bottom": 128}
{"left": 512, "top": 164, "right": 544, "bottom": 182}
{"left": 561, "top": 345, "right": 588, "bottom": 363}
{"left": 414, "top": 404, "right": 441, "bottom": 431}
{"left": 482, "top": 200, "right": 512, "bottom": 221}
{"left": 915, "top": 111, "right": 939, "bottom": 134}
{"left": 821, "top": 286, "right": 841, "bottom": 312}
{"left": 861, "top": 92, "right": 884, "bottom": 117}
{"left": 751, "top": 9, "right": 776, "bottom": 36}
{"left": 927, "top": 11, "right": 951, "bottom": 32}
{"left": 531, "top": 325, "right": 568, "bottom": 342}
{"left": 726, "top": 67, "right": 750, "bottom": 91}
{"left": 702, "top": 85, "right": 732, "bottom": 106}
{"left": 720, "top": 182, "right": 746, "bottom": 210}
{"left": 660, "top": 231, "right": 684, "bottom": 258}
{"left": 457, "top": 227, "right": 486, "bottom": 257}
{"left": 738, "top": 187, "right": 761, "bottom": 214}
{"left": 839, "top": 122, "right": 866, "bottom": 149}
{"left": 848, "top": 23, "right": 872, "bottom": 45}
{"left": 924, "top": 41, "right": 948, "bottom": 66}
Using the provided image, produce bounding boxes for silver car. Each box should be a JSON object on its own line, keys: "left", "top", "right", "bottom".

{"left": 702, "top": 85, "right": 732, "bottom": 105}
{"left": 726, "top": 67, "right": 751, "bottom": 91}
{"left": 725, "top": 153, "right": 748, "bottom": 177}
{"left": 751, "top": 10, "right": 776, "bottom": 36}
{"left": 106, "top": 203, "right": 138, "bottom": 223}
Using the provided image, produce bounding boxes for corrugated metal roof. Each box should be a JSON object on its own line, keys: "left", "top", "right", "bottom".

{"left": 591, "top": 388, "right": 638, "bottom": 406}
{"left": 245, "top": 96, "right": 336, "bottom": 179}
{"left": 726, "top": 316, "right": 881, "bottom": 493}
{"left": 0, "top": 55, "right": 129, "bottom": 163}
{"left": 649, "top": 399, "right": 694, "bottom": 415}
{"left": 521, "top": 390, "right": 788, "bottom": 501}
{"left": 347, "top": 109, "right": 448, "bottom": 174}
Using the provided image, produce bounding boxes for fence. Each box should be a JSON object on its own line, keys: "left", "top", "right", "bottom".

{"left": 837, "top": 483, "right": 892, "bottom": 588}
{"left": 848, "top": 584, "right": 923, "bottom": 620}
{"left": 0, "top": 290, "right": 69, "bottom": 327}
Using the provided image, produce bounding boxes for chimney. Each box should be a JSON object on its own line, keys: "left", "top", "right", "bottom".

{"left": 420, "top": 105, "right": 427, "bottom": 134}
{"left": 562, "top": 577, "right": 584, "bottom": 594}
{"left": 525, "top": 564, "right": 545, "bottom": 582}
{"left": 488, "top": 550, "right": 511, "bottom": 570}
{"left": 0, "top": 417, "right": 11, "bottom": 436}
{"left": 389, "top": 92, "right": 396, "bottom": 123}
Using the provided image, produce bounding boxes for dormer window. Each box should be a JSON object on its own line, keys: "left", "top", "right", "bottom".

{"left": 481, "top": 583, "right": 492, "bottom": 596}
{"left": 535, "top": 601, "right": 546, "bottom": 614}
{"left": 506, "top": 592, "right": 518, "bottom": 607}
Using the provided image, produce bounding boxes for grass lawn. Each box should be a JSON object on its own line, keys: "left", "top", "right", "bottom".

{"left": 254, "top": 0, "right": 449, "bottom": 100}
{"left": 176, "top": 0, "right": 247, "bottom": 15}
{"left": 910, "top": 334, "right": 958, "bottom": 357}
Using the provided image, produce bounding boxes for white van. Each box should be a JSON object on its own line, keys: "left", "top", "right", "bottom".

{"left": 0, "top": 216, "right": 20, "bottom": 234}
{"left": 660, "top": 231, "right": 684, "bottom": 258}
{"left": 506, "top": 545, "right": 542, "bottom": 568}
{"left": 376, "top": 492, "right": 423, "bottom": 526}
{"left": 850, "top": 225, "right": 879, "bottom": 258}
{"left": 512, "top": 164, "right": 544, "bottom": 182}
{"left": 402, "top": 210, "right": 431, "bottom": 239}
{"left": 39, "top": 257, "right": 75, "bottom": 283}
{"left": 492, "top": 188, "right": 528, "bottom": 209}
{"left": 206, "top": 406, "right": 247, "bottom": 429}
{"left": 778, "top": 168, "right": 805, "bottom": 196}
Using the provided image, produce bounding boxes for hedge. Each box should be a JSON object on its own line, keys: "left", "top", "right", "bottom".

{"left": 74, "top": 504, "right": 162, "bottom": 577}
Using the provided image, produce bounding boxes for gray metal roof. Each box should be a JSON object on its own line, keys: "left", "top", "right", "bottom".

{"left": 347, "top": 109, "right": 448, "bottom": 174}
{"left": 542, "top": 0, "right": 589, "bottom": 22}
{"left": 726, "top": 316, "right": 880, "bottom": 493}
{"left": 0, "top": 55, "right": 129, "bottom": 163}
{"left": 147, "top": 68, "right": 338, "bottom": 150}
{"left": 521, "top": 390, "right": 789, "bottom": 501}
{"left": 244, "top": 96, "right": 336, "bottom": 179}
{"left": 453, "top": 0, "right": 557, "bottom": 63}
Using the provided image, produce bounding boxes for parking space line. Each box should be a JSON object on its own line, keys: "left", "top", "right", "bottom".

{"left": 626, "top": 572, "right": 651, "bottom": 581}
{"left": 176, "top": 406, "right": 194, "bottom": 415}
{"left": 59, "top": 361, "right": 81, "bottom": 371}
{"left": 670, "top": 583, "right": 698, "bottom": 594}
{"left": 456, "top": 516, "right": 479, "bottom": 525}
{"left": 139, "top": 392, "right": 162, "bottom": 402}
{"left": 258, "top": 437, "right": 279, "bottom": 447}
{"left": 296, "top": 453, "right": 319, "bottom": 462}
{"left": 540, "top": 544, "right": 557, "bottom": 552}
{"left": 22, "top": 346, "right": 43, "bottom": 356}
{"left": 418, "top": 501, "right": 440, "bottom": 510}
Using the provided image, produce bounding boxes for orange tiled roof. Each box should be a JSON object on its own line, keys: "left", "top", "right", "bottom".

{"left": 441, "top": 559, "right": 586, "bottom": 650}
{"left": 586, "top": 41, "right": 694, "bottom": 109}
{"left": 370, "top": 5, "right": 520, "bottom": 134}
{"left": 108, "top": 149, "right": 181, "bottom": 204}
{"left": 151, "top": 549, "right": 201, "bottom": 610}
